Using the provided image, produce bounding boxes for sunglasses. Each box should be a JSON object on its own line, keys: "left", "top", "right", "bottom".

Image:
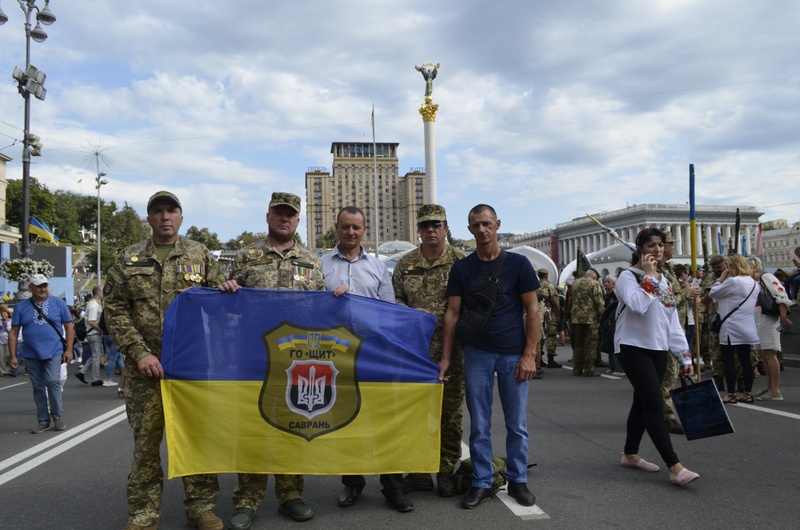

{"left": 418, "top": 221, "right": 443, "bottom": 230}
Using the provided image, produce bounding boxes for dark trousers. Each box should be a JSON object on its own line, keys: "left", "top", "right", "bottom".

{"left": 721, "top": 342, "right": 754, "bottom": 393}
{"left": 342, "top": 474, "right": 403, "bottom": 495}
{"left": 618, "top": 344, "right": 679, "bottom": 468}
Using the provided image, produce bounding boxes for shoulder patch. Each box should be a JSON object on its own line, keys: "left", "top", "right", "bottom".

{"left": 103, "top": 281, "right": 114, "bottom": 296}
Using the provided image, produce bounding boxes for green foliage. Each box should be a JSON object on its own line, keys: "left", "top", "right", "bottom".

{"left": 6, "top": 177, "right": 57, "bottom": 228}
{"left": 224, "top": 231, "right": 267, "bottom": 250}
{"left": 315, "top": 226, "right": 339, "bottom": 249}
{"left": 185, "top": 226, "right": 223, "bottom": 250}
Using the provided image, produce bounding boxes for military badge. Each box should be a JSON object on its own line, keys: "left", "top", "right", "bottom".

{"left": 260, "top": 323, "right": 362, "bottom": 441}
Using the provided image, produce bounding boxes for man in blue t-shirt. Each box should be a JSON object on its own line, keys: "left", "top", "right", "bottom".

{"left": 9, "top": 274, "right": 74, "bottom": 433}
{"left": 440, "top": 204, "right": 540, "bottom": 510}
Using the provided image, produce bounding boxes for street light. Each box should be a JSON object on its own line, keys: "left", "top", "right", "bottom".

{"left": 95, "top": 171, "right": 108, "bottom": 285}
{"left": 0, "top": 0, "right": 56, "bottom": 258}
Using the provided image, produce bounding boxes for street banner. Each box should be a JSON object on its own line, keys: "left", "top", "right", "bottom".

{"left": 161, "top": 288, "right": 441, "bottom": 478}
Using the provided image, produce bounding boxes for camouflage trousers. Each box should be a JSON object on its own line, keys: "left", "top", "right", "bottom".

{"left": 570, "top": 324, "right": 597, "bottom": 375}
{"left": 124, "top": 370, "right": 218, "bottom": 526}
{"left": 233, "top": 473, "right": 305, "bottom": 509}
{"left": 543, "top": 320, "right": 558, "bottom": 357}
{"left": 440, "top": 354, "right": 465, "bottom": 474}
{"left": 661, "top": 354, "right": 679, "bottom": 421}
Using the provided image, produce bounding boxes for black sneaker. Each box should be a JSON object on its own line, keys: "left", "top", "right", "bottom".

{"left": 91, "top": 380, "right": 103, "bottom": 386}
{"left": 507, "top": 482, "right": 536, "bottom": 506}
{"left": 75, "top": 372, "right": 87, "bottom": 384}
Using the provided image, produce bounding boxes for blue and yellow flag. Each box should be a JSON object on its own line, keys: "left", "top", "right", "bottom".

{"left": 161, "top": 288, "right": 441, "bottom": 478}
{"left": 29, "top": 216, "right": 59, "bottom": 246}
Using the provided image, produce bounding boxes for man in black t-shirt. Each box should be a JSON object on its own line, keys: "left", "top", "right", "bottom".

{"left": 440, "top": 204, "right": 540, "bottom": 510}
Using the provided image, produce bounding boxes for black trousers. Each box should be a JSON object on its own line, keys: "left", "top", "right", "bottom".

{"left": 618, "top": 344, "right": 679, "bottom": 468}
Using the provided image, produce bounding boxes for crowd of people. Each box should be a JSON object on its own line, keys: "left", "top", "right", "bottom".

{"left": 5, "top": 188, "right": 798, "bottom": 530}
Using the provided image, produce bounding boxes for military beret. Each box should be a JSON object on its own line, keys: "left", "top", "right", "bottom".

{"left": 417, "top": 204, "right": 446, "bottom": 223}
{"left": 708, "top": 254, "right": 725, "bottom": 266}
{"left": 147, "top": 190, "right": 182, "bottom": 212}
{"left": 269, "top": 192, "right": 301, "bottom": 212}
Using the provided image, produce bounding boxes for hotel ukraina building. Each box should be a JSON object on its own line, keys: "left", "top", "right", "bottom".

{"left": 305, "top": 142, "right": 425, "bottom": 249}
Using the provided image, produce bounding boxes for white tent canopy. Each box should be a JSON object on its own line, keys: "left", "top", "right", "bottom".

{"left": 508, "top": 246, "right": 559, "bottom": 283}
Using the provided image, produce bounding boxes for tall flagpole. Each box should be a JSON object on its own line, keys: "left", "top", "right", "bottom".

{"left": 689, "top": 164, "right": 701, "bottom": 379}
{"left": 372, "top": 104, "right": 380, "bottom": 258}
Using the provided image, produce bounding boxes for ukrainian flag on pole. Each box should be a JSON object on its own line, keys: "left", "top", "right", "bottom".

{"left": 29, "top": 216, "right": 59, "bottom": 246}
{"left": 161, "top": 288, "right": 442, "bottom": 478}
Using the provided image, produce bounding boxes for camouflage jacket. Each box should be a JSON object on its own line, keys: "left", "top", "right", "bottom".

{"left": 700, "top": 271, "right": 720, "bottom": 323}
{"left": 567, "top": 277, "right": 605, "bottom": 325}
{"left": 662, "top": 262, "right": 687, "bottom": 330}
{"left": 231, "top": 238, "right": 325, "bottom": 290}
{"left": 103, "top": 237, "right": 226, "bottom": 363}
{"left": 536, "top": 279, "right": 560, "bottom": 325}
{"left": 392, "top": 245, "right": 465, "bottom": 344}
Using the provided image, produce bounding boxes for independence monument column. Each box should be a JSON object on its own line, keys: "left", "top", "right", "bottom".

{"left": 416, "top": 62, "right": 440, "bottom": 204}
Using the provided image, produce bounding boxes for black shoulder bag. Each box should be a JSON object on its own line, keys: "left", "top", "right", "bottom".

{"left": 710, "top": 280, "right": 756, "bottom": 333}
{"left": 29, "top": 298, "right": 68, "bottom": 349}
{"left": 455, "top": 250, "right": 506, "bottom": 346}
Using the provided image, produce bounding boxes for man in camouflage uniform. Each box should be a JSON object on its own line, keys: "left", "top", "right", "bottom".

{"left": 392, "top": 204, "right": 465, "bottom": 498}
{"left": 701, "top": 255, "right": 727, "bottom": 389}
{"left": 536, "top": 269, "right": 561, "bottom": 370}
{"left": 104, "top": 191, "right": 225, "bottom": 530}
{"left": 659, "top": 232, "right": 699, "bottom": 434}
{"left": 565, "top": 268, "right": 605, "bottom": 376}
{"left": 218, "top": 192, "right": 323, "bottom": 528}
{"left": 321, "top": 206, "right": 413, "bottom": 513}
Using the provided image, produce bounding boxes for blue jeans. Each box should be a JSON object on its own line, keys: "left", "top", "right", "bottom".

{"left": 104, "top": 335, "right": 124, "bottom": 379}
{"left": 26, "top": 354, "right": 63, "bottom": 423}
{"left": 463, "top": 347, "right": 530, "bottom": 488}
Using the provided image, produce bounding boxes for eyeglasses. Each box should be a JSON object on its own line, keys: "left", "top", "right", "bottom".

{"left": 418, "top": 221, "right": 444, "bottom": 230}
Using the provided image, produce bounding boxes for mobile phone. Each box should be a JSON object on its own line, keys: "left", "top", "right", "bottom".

{"left": 690, "top": 278, "right": 701, "bottom": 288}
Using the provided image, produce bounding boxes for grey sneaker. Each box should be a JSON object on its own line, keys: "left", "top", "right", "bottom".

{"left": 53, "top": 416, "right": 66, "bottom": 431}
{"left": 756, "top": 390, "right": 783, "bottom": 401}
{"left": 32, "top": 422, "right": 51, "bottom": 434}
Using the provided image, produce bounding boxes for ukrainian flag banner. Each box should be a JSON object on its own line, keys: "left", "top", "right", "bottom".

{"left": 29, "top": 216, "right": 60, "bottom": 246}
{"left": 161, "top": 288, "right": 442, "bottom": 478}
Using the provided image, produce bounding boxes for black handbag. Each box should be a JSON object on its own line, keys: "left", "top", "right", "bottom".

{"left": 670, "top": 377, "right": 735, "bottom": 441}
{"left": 757, "top": 279, "right": 781, "bottom": 317}
{"left": 455, "top": 251, "right": 506, "bottom": 346}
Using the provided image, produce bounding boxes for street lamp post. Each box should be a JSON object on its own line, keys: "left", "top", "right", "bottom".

{"left": 0, "top": 1, "right": 57, "bottom": 258}
{"left": 95, "top": 171, "right": 108, "bottom": 285}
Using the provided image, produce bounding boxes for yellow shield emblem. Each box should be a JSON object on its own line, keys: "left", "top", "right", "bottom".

{"left": 260, "top": 323, "right": 362, "bottom": 441}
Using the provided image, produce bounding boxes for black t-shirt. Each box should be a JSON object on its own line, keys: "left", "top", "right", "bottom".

{"left": 446, "top": 251, "right": 539, "bottom": 354}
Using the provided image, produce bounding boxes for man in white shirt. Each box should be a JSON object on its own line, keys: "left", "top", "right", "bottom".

{"left": 320, "top": 206, "right": 412, "bottom": 513}
{"left": 75, "top": 285, "right": 104, "bottom": 386}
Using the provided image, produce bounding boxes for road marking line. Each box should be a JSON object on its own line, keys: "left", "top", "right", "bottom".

{"left": 0, "top": 382, "right": 28, "bottom": 391}
{"left": 0, "top": 405, "right": 126, "bottom": 473}
{"left": 0, "top": 410, "right": 127, "bottom": 486}
{"left": 733, "top": 403, "right": 800, "bottom": 420}
{"left": 460, "top": 442, "right": 549, "bottom": 520}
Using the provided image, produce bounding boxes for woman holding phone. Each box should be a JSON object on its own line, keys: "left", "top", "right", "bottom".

{"left": 614, "top": 228, "right": 698, "bottom": 486}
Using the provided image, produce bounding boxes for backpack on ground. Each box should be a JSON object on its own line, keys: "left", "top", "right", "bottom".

{"left": 453, "top": 456, "right": 508, "bottom": 495}
{"left": 74, "top": 318, "right": 88, "bottom": 342}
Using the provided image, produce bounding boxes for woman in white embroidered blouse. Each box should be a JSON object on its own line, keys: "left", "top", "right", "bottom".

{"left": 707, "top": 254, "right": 759, "bottom": 404}
{"left": 748, "top": 257, "right": 793, "bottom": 401}
{"left": 614, "top": 228, "right": 698, "bottom": 487}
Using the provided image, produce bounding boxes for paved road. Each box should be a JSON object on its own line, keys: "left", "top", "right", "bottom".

{"left": 2, "top": 345, "right": 799, "bottom": 529}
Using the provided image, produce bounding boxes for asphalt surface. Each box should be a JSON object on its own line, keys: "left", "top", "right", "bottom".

{"left": 2, "top": 344, "right": 799, "bottom": 530}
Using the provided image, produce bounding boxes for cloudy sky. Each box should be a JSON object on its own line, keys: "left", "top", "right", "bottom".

{"left": 1, "top": 0, "right": 798, "bottom": 244}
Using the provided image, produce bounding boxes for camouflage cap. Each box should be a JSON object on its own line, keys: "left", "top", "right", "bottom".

{"left": 708, "top": 254, "right": 725, "bottom": 266}
{"left": 537, "top": 268, "right": 549, "bottom": 276}
{"left": 269, "top": 192, "right": 301, "bottom": 212}
{"left": 417, "top": 204, "right": 446, "bottom": 223}
{"left": 664, "top": 230, "right": 675, "bottom": 244}
{"left": 147, "top": 190, "right": 182, "bottom": 212}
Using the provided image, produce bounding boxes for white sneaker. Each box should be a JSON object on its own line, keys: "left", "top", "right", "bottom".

{"left": 756, "top": 390, "right": 783, "bottom": 401}
{"left": 102, "top": 380, "right": 119, "bottom": 387}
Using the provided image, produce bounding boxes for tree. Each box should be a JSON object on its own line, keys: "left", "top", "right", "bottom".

{"left": 5, "top": 177, "right": 56, "bottom": 228}
{"left": 224, "top": 231, "right": 265, "bottom": 250}
{"left": 315, "top": 226, "right": 339, "bottom": 249}
{"left": 105, "top": 203, "right": 149, "bottom": 248}
{"left": 185, "top": 226, "right": 222, "bottom": 250}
